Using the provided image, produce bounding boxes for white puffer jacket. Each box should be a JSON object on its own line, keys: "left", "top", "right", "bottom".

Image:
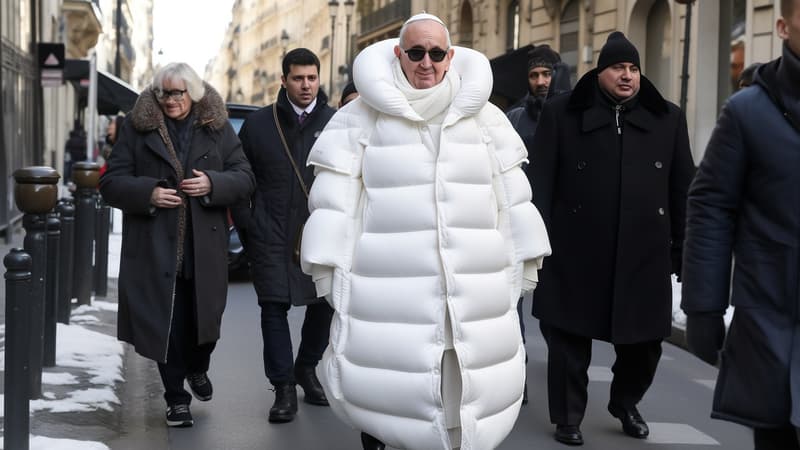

{"left": 301, "top": 39, "right": 551, "bottom": 450}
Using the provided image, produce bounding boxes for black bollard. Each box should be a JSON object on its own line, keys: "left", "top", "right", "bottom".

{"left": 44, "top": 213, "right": 61, "bottom": 367}
{"left": 4, "top": 248, "right": 32, "bottom": 450}
{"left": 13, "top": 166, "right": 60, "bottom": 400}
{"left": 72, "top": 162, "right": 100, "bottom": 306}
{"left": 57, "top": 199, "right": 76, "bottom": 324}
{"left": 94, "top": 194, "right": 110, "bottom": 297}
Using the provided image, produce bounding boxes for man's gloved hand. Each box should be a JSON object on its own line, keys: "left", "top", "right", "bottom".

{"left": 685, "top": 312, "right": 725, "bottom": 366}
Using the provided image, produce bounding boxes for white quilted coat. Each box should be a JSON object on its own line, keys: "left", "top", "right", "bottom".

{"left": 300, "top": 39, "right": 551, "bottom": 450}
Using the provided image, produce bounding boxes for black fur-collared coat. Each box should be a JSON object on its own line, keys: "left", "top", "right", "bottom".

{"left": 528, "top": 70, "right": 696, "bottom": 344}
{"left": 100, "top": 84, "right": 254, "bottom": 363}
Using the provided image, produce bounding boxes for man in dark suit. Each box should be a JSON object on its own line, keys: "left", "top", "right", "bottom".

{"left": 528, "top": 32, "right": 695, "bottom": 446}
{"left": 237, "top": 48, "right": 335, "bottom": 424}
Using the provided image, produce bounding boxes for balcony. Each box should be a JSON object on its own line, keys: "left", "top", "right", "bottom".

{"left": 359, "top": 0, "right": 410, "bottom": 37}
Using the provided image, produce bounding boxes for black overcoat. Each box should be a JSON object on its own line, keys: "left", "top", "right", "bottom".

{"left": 100, "top": 84, "right": 254, "bottom": 363}
{"left": 529, "top": 70, "right": 695, "bottom": 343}
{"left": 236, "top": 88, "right": 335, "bottom": 305}
{"left": 681, "top": 58, "right": 800, "bottom": 428}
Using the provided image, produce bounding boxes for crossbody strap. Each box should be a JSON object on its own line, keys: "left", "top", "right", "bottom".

{"left": 273, "top": 104, "right": 309, "bottom": 199}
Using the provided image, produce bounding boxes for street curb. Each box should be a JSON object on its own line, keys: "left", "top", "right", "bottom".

{"left": 667, "top": 323, "right": 687, "bottom": 350}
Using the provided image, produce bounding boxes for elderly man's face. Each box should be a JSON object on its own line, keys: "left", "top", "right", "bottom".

{"left": 393, "top": 20, "right": 454, "bottom": 89}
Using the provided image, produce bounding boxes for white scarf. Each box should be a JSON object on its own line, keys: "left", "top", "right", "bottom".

{"left": 391, "top": 58, "right": 461, "bottom": 121}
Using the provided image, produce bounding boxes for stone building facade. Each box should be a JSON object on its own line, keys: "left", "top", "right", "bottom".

{"left": 209, "top": 0, "right": 784, "bottom": 161}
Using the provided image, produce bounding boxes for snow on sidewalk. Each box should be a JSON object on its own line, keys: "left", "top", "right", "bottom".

{"left": 0, "top": 301, "right": 122, "bottom": 449}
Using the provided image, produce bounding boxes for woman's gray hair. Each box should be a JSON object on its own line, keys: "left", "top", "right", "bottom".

{"left": 151, "top": 62, "right": 205, "bottom": 101}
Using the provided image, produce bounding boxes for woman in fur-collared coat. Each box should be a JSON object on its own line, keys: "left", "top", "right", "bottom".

{"left": 100, "top": 62, "right": 254, "bottom": 427}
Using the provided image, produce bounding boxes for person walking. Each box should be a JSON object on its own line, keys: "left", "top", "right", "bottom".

{"left": 505, "top": 44, "right": 569, "bottom": 405}
{"left": 528, "top": 31, "right": 695, "bottom": 446}
{"left": 236, "top": 48, "right": 336, "bottom": 424}
{"left": 99, "top": 62, "right": 254, "bottom": 427}
{"left": 681, "top": 1, "right": 800, "bottom": 448}
{"left": 300, "top": 13, "right": 551, "bottom": 450}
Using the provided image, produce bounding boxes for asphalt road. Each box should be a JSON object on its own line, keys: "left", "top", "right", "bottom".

{"left": 115, "top": 281, "right": 754, "bottom": 450}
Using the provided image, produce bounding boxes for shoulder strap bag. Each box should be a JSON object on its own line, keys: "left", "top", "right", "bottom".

{"left": 273, "top": 104, "right": 309, "bottom": 264}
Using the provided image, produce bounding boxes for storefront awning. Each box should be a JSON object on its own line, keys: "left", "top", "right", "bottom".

{"left": 64, "top": 59, "right": 139, "bottom": 115}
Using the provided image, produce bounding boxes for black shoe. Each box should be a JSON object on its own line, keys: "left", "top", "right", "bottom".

{"left": 360, "top": 432, "right": 386, "bottom": 450}
{"left": 294, "top": 364, "right": 329, "bottom": 406}
{"left": 608, "top": 404, "right": 649, "bottom": 438}
{"left": 522, "top": 383, "right": 528, "bottom": 405}
{"left": 165, "top": 404, "right": 193, "bottom": 427}
{"left": 554, "top": 425, "right": 583, "bottom": 446}
{"left": 269, "top": 384, "right": 298, "bottom": 423}
{"left": 186, "top": 372, "right": 213, "bottom": 401}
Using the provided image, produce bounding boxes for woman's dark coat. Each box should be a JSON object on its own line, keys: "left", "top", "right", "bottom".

{"left": 529, "top": 69, "right": 695, "bottom": 343}
{"left": 681, "top": 59, "right": 800, "bottom": 428}
{"left": 100, "top": 84, "right": 254, "bottom": 363}
{"left": 236, "top": 88, "right": 335, "bottom": 305}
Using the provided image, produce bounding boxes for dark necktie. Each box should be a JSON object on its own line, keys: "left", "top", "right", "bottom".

{"left": 298, "top": 111, "right": 309, "bottom": 124}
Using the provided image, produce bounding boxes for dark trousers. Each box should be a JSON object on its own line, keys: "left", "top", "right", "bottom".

{"left": 157, "top": 276, "right": 216, "bottom": 406}
{"left": 753, "top": 426, "right": 800, "bottom": 450}
{"left": 539, "top": 322, "right": 662, "bottom": 425}
{"left": 260, "top": 301, "right": 333, "bottom": 386}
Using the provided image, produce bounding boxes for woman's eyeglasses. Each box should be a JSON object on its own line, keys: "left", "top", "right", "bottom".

{"left": 403, "top": 47, "right": 448, "bottom": 62}
{"left": 155, "top": 89, "right": 187, "bottom": 101}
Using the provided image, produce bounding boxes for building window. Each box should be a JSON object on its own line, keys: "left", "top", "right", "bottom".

{"left": 506, "top": 0, "right": 520, "bottom": 51}
{"left": 459, "top": 0, "right": 474, "bottom": 47}
{"left": 559, "top": 0, "right": 579, "bottom": 85}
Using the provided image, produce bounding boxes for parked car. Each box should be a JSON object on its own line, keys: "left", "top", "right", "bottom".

{"left": 227, "top": 103, "right": 258, "bottom": 278}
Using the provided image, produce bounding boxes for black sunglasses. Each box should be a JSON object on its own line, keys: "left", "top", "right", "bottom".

{"left": 403, "top": 47, "right": 449, "bottom": 62}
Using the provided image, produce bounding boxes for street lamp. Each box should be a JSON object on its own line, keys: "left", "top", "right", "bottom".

{"left": 344, "top": 0, "right": 355, "bottom": 65}
{"left": 675, "top": 0, "right": 696, "bottom": 112}
{"left": 329, "top": 0, "right": 340, "bottom": 98}
{"left": 280, "top": 29, "right": 290, "bottom": 59}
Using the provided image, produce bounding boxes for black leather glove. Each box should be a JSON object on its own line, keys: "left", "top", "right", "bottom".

{"left": 671, "top": 247, "right": 683, "bottom": 282}
{"left": 685, "top": 312, "right": 725, "bottom": 366}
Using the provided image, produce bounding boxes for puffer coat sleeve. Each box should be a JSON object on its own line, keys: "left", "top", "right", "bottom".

{"left": 300, "top": 102, "right": 370, "bottom": 301}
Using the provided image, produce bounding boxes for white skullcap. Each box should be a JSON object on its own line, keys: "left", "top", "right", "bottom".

{"left": 403, "top": 12, "right": 446, "bottom": 27}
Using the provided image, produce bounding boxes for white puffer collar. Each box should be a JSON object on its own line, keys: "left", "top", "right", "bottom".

{"left": 353, "top": 38, "right": 492, "bottom": 126}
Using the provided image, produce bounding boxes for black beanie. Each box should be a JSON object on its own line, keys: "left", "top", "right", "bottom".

{"left": 340, "top": 81, "right": 358, "bottom": 105}
{"left": 597, "top": 31, "right": 640, "bottom": 72}
{"left": 527, "top": 45, "right": 561, "bottom": 72}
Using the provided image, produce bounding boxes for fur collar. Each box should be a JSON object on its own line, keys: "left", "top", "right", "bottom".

{"left": 129, "top": 82, "right": 228, "bottom": 132}
{"left": 567, "top": 68, "right": 669, "bottom": 116}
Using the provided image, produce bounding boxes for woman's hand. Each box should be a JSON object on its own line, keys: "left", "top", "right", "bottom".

{"left": 150, "top": 187, "right": 182, "bottom": 208}
{"left": 180, "top": 169, "right": 211, "bottom": 197}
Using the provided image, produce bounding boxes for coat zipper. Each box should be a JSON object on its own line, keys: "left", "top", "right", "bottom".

{"left": 615, "top": 104, "right": 623, "bottom": 135}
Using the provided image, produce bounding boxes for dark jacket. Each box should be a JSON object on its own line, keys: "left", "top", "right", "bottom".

{"left": 100, "top": 84, "right": 254, "bottom": 363}
{"left": 529, "top": 69, "right": 695, "bottom": 343}
{"left": 681, "top": 57, "right": 800, "bottom": 428}
{"left": 237, "top": 88, "right": 335, "bottom": 305}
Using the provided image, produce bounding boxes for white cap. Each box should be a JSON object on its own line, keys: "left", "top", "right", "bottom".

{"left": 403, "top": 12, "right": 446, "bottom": 27}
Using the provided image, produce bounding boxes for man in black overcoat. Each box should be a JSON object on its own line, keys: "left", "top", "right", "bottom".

{"left": 682, "top": 1, "right": 800, "bottom": 448}
{"left": 528, "top": 31, "right": 695, "bottom": 446}
{"left": 236, "top": 48, "right": 335, "bottom": 424}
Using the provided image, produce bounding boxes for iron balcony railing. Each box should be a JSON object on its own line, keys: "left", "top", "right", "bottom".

{"left": 359, "top": 0, "right": 410, "bottom": 36}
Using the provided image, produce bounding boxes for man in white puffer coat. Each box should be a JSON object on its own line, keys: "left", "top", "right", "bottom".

{"left": 300, "top": 13, "right": 551, "bottom": 450}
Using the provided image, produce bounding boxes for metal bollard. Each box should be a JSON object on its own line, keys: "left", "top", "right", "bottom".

{"left": 44, "top": 213, "right": 61, "bottom": 367}
{"left": 56, "top": 199, "right": 75, "bottom": 324}
{"left": 13, "top": 166, "right": 60, "bottom": 400}
{"left": 72, "top": 162, "right": 100, "bottom": 306}
{"left": 4, "top": 248, "right": 32, "bottom": 450}
{"left": 94, "top": 194, "right": 110, "bottom": 297}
